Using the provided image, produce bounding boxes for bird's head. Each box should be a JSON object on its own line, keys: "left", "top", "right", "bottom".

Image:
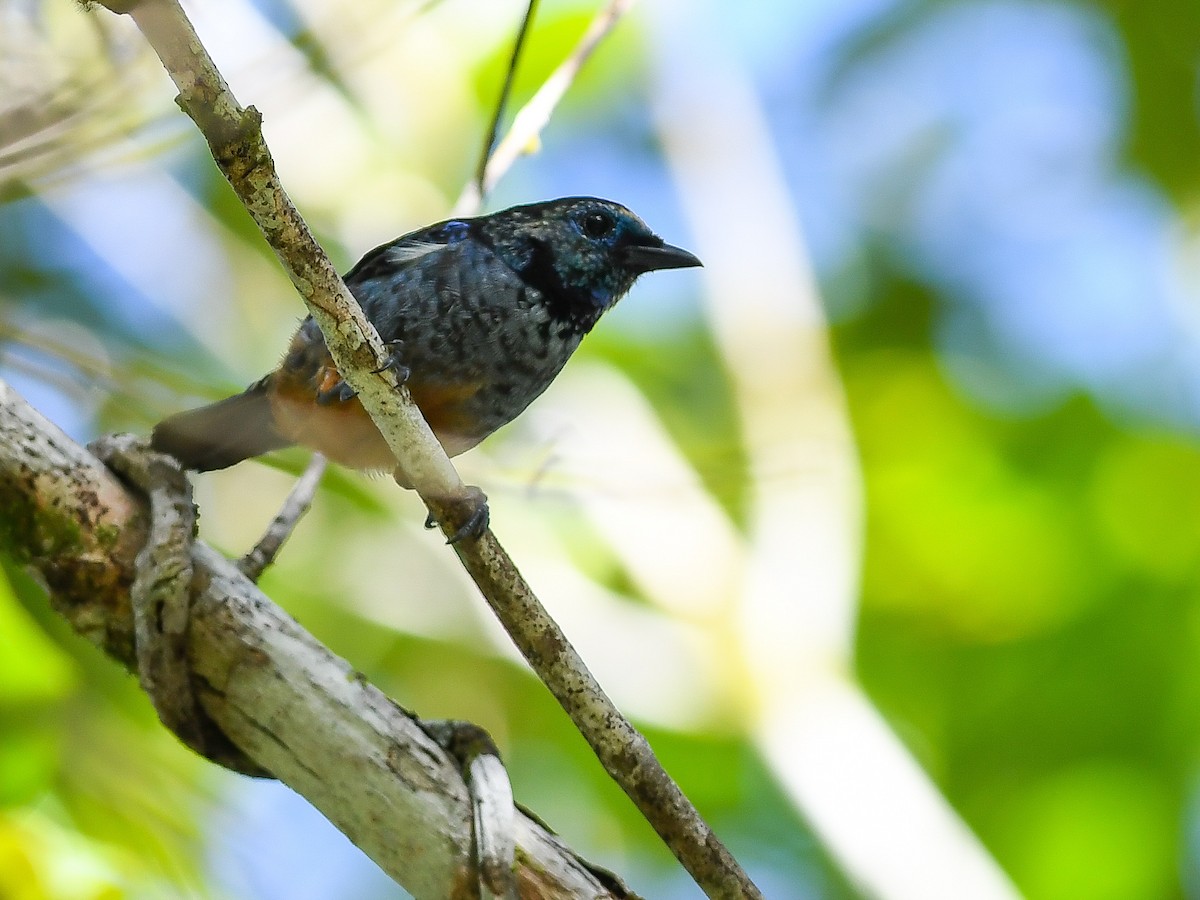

{"left": 477, "top": 197, "right": 702, "bottom": 332}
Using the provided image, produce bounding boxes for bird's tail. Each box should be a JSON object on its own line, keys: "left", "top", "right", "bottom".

{"left": 151, "top": 377, "right": 291, "bottom": 472}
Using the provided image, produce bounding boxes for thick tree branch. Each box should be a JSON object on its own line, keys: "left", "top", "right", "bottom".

{"left": 83, "top": 2, "right": 760, "bottom": 897}
{"left": 0, "top": 379, "right": 628, "bottom": 900}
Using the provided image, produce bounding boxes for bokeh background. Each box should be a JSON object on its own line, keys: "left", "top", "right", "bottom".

{"left": 2, "top": 0, "right": 1199, "bottom": 897}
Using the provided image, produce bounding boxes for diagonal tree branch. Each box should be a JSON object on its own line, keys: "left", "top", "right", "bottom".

{"left": 0, "top": 378, "right": 629, "bottom": 899}
{"left": 82, "top": 1, "right": 760, "bottom": 897}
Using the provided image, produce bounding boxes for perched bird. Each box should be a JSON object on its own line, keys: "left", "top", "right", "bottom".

{"left": 151, "top": 197, "right": 701, "bottom": 505}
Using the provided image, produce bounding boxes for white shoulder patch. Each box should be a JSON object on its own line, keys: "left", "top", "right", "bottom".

{"left": 387, "top": 241, "right": 444, "bottom": 263}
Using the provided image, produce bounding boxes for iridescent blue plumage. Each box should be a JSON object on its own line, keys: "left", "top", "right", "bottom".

{"left": 153, "top": 197, "right": 700, "bottom": 474}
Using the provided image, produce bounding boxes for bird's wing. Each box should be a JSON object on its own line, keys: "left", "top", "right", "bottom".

{"left": 343, "top": 219, "right": 476, "bottom": 284}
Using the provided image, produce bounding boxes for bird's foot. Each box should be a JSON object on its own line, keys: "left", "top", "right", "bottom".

{"left": 314, "top": 341, "right": 408, "bottom": 405}
{"left": 315, "top": 379, "right": 357, "bottom": 405}
{"left": 426, "top": 485, "right": 490, "bottom": 544}
{"left": 372, "top": 340, "right": 411, "bottom": 383}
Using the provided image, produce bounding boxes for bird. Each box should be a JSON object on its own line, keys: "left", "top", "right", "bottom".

{"left": 150, "top": 196, "right": 701, "bottom": 536}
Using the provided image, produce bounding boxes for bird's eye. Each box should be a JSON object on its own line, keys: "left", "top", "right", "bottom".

{"left": 580, "top": 210, "right": 616, "bottom": 239}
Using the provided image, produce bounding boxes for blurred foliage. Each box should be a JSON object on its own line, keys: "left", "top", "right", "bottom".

{"left": 846, "top": 287, "right": 1200, "bottom": 899}
{"left": 0, "top": 561, "right": 216, "bottom": 899}
{"left": 2, "top": 0, "right": 1200, "bottom": 898}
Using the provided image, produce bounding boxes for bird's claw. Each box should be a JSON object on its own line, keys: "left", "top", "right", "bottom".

{"left": 372, "top": 340, "right": 411, "bottom": 383}
{"left": 315, "top": 380, "right": 357, "bottom": 405}
{"left": 427, "top": 486, "right": 489, "bottom": 544}
{"left": 449, "top": 499, "right": 490, "bottom": 544}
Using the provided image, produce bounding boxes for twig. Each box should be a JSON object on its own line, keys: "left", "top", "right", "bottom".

{"left": 473, "top": 0, "right": 540, "bottom": 198}
{"left": 89, "top": 2, "right": 760, "bottom": 897}
{"left": 0, "top": 378, "right": 629, "bottom": 899}
{"left": 238, "top": 453, "right": 327, "bottom": 582}
{"left": 453, "top": 0, "right": 639, "bottom": 216}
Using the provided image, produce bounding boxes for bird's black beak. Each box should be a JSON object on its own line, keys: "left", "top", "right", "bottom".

{"left": 622, "top": 241, "right": 703, "bottom": 274}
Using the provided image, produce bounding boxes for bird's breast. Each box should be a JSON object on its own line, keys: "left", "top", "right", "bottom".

{"left": 271, "top": 279, "right": 586, "bottom": 468}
